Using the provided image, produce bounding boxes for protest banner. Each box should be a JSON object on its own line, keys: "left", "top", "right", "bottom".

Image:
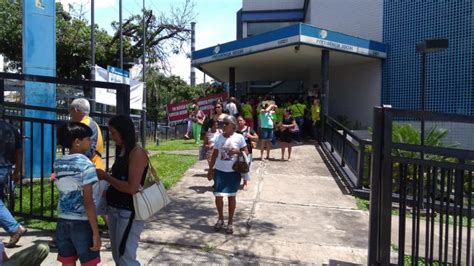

{"left": 166, "top": 92, "right": 228, "bottom": 125}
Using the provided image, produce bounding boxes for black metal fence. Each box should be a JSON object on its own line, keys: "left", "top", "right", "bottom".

{"left": 142, "top": 120, "right": 189, "bottom": 144}
{"left": 1, "top": 72, "right": 129, "bottom": 222}
{"left": 368, "top": 107, "right": 473, "bottom": 265}
{"left": 321, "top": 115, "right": 372, "bottom": 190}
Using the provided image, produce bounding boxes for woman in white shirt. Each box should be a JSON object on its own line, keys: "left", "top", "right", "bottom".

{"left": 207, "top": 115, "right": 248, "bottom": 234}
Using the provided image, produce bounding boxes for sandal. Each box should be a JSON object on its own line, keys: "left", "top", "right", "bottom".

{"left": 226, "top": 224, "right": 234, "bottom": 235}
{"left": 5, "top": 225, "right": 27, "bottom": 248}
{"left": 214, "top": 220, "right": 224, "bottom": 231}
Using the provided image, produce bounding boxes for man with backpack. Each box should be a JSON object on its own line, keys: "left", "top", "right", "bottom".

{"left": 0, "top": 119, "right": 27, "bottom": 248}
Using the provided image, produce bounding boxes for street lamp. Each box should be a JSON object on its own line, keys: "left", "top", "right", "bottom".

{"left": 415, "top": 38, "right": 448, "bottom": 156}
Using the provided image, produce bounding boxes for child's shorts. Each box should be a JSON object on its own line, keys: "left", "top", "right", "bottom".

{"left": 56, "top": 219, "right": 100, "bottom": 265}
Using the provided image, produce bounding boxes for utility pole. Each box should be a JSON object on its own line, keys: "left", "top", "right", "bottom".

{"left": 89, "top": 0, "right": 96, "bottom": 112}
{"left": 190, "top": 22, "right": 196, "bottom": 86}
{"left": 119, "top": 0, "right": 123, "bottom": 70}
{"left": 141, "top": 0, "right": 147, "bottom": 146}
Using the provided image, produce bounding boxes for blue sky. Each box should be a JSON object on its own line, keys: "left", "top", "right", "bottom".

{"left": 59, "top": 0, "right": 242, "bottom": 83}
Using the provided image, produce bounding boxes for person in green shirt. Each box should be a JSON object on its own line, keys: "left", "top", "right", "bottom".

{"left": 241, "top": 99, "right": 254, "bottom": 129}
{"left": 310, "top": 97, "right": 321, "bottom": 142}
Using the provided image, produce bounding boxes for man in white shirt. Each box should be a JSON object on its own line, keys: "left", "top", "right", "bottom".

{"left": 225, "top": 97, "right": 238, "bottom": 116}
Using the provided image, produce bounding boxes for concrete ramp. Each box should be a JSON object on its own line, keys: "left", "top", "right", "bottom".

{"left": 141, "top": 144, "right": 369, "bottom": 264}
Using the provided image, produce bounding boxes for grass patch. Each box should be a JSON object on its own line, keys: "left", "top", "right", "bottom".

{"left": 146, "top": 139, "right": 201, "bottom": 151}
{"left": 13, "top": 153, "right": 197, "bottom": 231}
{"left": 150, "top": 153, "right": 198, "bottom": 189}
{"left": 355, "top": 196, "right": 370, "bottom": 211}
{"left": 200, "top": 244, "right": 216, "bottom": 253}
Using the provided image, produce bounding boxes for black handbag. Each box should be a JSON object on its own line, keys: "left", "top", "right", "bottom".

{"left": 232, "top": 154, "right": 249, "bottom": 173}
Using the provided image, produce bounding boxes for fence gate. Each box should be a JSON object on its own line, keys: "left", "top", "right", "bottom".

{"left": 368, "top": 107, "right": 473, "bottom": 265}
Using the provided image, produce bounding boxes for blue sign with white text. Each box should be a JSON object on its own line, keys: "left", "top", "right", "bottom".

{"left": 23, "top": 0, "right": 56, "bottom": 178}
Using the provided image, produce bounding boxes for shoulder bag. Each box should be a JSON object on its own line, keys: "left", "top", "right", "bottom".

{"left": 133, "top": 151, "right": 171, "bottom": 221}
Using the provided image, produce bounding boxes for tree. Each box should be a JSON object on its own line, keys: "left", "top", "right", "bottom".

{"left": 145, "top": 68, "right": 224, "bottom": 122}
{"left": 0, "top": 0, "right": 22, "bottom": 70}
{"left": 0, "top": 0, "right": 196, "bottom": 78}
{"left": 109, "top": 0, "right": 195, "bottom": 73}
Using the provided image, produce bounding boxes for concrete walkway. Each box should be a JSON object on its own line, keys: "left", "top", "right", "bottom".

{"left": 4, "top": 144, "right": 370, "bottom": 265}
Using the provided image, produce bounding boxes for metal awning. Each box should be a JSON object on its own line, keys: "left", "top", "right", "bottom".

{"left": 192, "top": 23, "right": 386, "bottom": 82}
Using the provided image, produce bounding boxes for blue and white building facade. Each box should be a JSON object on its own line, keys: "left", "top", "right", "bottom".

{"left": 192, "top": 0, "right": 473, "bottom": 133}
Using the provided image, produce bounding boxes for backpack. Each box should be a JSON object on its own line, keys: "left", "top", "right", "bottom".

{"left": 0, "top": 121, "right": 19, "bottom": 165}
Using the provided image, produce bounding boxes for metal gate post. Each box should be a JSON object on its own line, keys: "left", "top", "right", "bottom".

{"left": 368, "top": 106, "right": 393, "bottom": 265}
{"left": 368, "top": 107, "right": 384, "bottom": 265}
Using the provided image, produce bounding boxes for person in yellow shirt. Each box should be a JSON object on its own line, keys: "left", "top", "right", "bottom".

{"left": 69, "top": 98, "right": 105, "bottom": 170}
{"left": 241, "top": 98, "right": 254, "bottom": 129}
{"left": 310, "top": 97, "right": 321, "bottom": 142}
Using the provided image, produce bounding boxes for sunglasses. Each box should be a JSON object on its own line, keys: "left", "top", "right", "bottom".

{"left": 223, "top": 122, "right": 231, "bottom": 126}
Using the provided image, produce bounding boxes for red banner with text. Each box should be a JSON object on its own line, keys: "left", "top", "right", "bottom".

{"left": 166, "top": 92, "right": 229, "bottom": 125}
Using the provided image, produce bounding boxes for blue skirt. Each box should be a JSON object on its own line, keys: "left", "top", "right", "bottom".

{"left": 213, "top": 169, "right": 241, "bottom": 196}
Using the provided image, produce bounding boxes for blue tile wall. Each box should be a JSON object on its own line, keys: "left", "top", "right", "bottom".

{"left": 382, "top": 2, "right": 473, "bottom": 115}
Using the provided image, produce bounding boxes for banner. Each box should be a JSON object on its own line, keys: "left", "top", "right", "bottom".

{"left": 166, "top": 92, "right": 229, "bottom": 125}
{"left": 94, "top": 65, "right": 144, "bottom": 110}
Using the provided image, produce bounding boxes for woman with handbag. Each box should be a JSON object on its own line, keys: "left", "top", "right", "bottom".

{"left": 278, "top": 108, "right": 297, "bottom": 161}
{"left": 96, "top": 115, "right": 148, "bottom": 266}
{"left": 236, "top": 115, "right": 258, "bottom": 190}
{"left": 207, "top": 115, "right": 249, "bottom": 234}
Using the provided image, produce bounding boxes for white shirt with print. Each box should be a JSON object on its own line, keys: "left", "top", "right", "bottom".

{"left": 213, "top": 133, "right": 247, "bottom": 172}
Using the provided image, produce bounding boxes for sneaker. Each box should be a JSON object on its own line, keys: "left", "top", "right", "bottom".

{"left": 214, "top": 220, "right": 224, "bottom": 231}
{"left": 5, "top": 225, "right": 27, "bottom": 248}
{"left": 226, "top": 224, "right": 234, "bottom": 235}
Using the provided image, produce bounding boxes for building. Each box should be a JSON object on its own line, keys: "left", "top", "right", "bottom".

{"left": 192, "top": 1, "right": 473, "bottom": 134}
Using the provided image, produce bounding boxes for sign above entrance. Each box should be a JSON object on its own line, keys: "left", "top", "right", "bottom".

{"left": 192, "top": 23, "right": 387, "bottom": 66}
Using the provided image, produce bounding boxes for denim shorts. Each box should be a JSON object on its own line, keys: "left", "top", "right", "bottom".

{"left": 260, "top": 128, "right": 274, "bottom": 140}
{"left": 56, "top": 219, "right": 100, "bottom": 265}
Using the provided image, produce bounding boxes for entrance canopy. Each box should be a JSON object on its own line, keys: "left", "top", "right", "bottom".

{"left": 192, "top": 23, "right": 386, "bottom": 82}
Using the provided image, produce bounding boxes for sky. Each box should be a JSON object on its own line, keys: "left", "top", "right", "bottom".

{"left": 58, "top": 0, "right": 242, "bottom": 84}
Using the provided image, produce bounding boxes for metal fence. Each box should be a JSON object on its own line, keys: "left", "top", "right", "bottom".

{"left": 1, "top": 72, "right": 129, "bottom": 222}
{"left": 143, "top": 121, "right": 188, "bottom": 144}
{"left": 368, "top": 107, "right": 473, "bottom": 265}
{"left": 321, "top": 115, "right": 372, "bottom": 191}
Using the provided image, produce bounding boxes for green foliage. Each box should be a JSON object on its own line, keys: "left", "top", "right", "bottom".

{"left": 0, "top": 0, "right": 22, "bottom": 69}
{"left": 0, "top": 0, "right": 195, "bottom": 78}
{"left": 146, "top": 139, "right": 201, "bottom": 151}
{"left": 149, "top": 153, "right": 197, "bottom": 189}
{"left": 145, "top": 68, "right": 224, "bottom": 122}
{"left": 355, "top": 196, "right": 370, "bottom": 211}
{"left": 391, "top": 123, "right": 458, "bottom": 158}
{"left": 14, "top": 152, "right": 197, "bottom": 230}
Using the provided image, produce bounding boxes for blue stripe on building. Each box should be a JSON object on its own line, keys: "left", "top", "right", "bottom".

{"left": 193, "top": 23, "right": 387, "bottom": 63}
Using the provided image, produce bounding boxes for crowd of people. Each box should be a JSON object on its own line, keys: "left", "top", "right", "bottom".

{"left": 184, "top": 94, "right": 321, "bottom": 236}
{"left": 0, "top": 94, "right": 320, "bottom": 265}
{"left": 186, "top": 94, "right": 321, "bottom": 162}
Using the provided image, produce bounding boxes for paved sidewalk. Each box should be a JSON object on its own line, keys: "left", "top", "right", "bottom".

{"left": 4, "top": 144, "right": 369, "bottom": 264}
